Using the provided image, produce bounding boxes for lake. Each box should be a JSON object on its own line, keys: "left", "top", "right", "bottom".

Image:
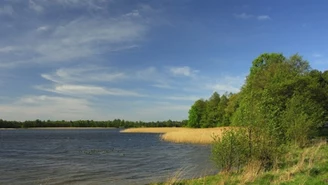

{"left": 0, "top": 129, "right": 217, "bottom": 185}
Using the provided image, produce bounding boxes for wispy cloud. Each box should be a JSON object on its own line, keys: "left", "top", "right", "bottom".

{"left": 36, "top": 84, "right": 144, "bottom": 97}
{"left": 313, "top": 53, "right": 323, "bottom": 58}
{"left": 36, "top": 26, "right": 49, "bottom": 32}
{"left": 0, "top": 5, "right": 149, "bottom": 68}
{"left": 257, "top": 15, "right": 271, "bottom": 21}
{"left": 0, "top": 46, "right": 16, "bottom": 53}
{"left": 234, "top": 13, "right": 271, "bottom": 21}
{"left": 0, "top": 5, "right": 14, "bottom": 16}
{"left": 0, "top": 95, "right": 94, "bottom": 121}
{"left": 169, "top": 66, "right": 198, "bottom": 77}
{"left": 234, "top": 13, "right": 253, "bottom": 19}
{"left": 165, "top": 95, "right": 202, "bottom": 101}
{"left": 55, "top": 0, "right": 107, "bottom": 9}
{"left": 29, "top": 0, "right": 44, "bottom": 13}
{"left": 41, "top": 65, "right": 127, "bottom": 84}
{"left": 205, "top": 75, "right": 245, "bottom": 94}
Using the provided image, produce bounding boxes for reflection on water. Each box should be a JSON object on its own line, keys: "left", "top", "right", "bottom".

{"left": 0, "top": 129, "right": 217, "bottom": 185}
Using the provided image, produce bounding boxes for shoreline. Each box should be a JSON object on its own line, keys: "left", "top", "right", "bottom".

{"left": 0, "top": 127, "right": 115, "bottom": 130}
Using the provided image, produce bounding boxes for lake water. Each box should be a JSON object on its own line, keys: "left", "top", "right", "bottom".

{"left": 0, "top": 129, "right": 217, "bottom": 185}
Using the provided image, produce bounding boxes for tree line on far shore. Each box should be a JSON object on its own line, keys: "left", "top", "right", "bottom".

{"left": 0, "top": 119, "right": 187, "bottom": 128}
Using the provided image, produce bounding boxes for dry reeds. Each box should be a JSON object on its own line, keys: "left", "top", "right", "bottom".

{"left": 120, "top": 127, "right": 186, "bottom": 133}
{"left": 160, "top": 127, "right": 235, "bottom": 144}
{"left": 121, "top": 127, "right": 237, "bottom": 144}
{"left": 240, "top": 160, "right": 263, "bottom": 184}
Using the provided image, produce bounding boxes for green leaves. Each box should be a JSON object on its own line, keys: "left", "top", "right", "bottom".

{"left": 211, "top": 130, "right": 249, "bottom": 172}
{"left": 188, "top": 99, "right": 206, "bottom": 128}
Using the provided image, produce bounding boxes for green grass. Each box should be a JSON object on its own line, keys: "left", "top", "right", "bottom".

{"left": 152, "top": 138, "right": 328, "bottom": 185}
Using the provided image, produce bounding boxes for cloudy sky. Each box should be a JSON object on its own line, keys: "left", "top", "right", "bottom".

{"left": 0, "top": 0, "right": 327, "bottom": 121}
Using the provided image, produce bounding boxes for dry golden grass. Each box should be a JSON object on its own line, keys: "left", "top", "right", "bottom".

{"left": 121, "top": 127, "right": 236, "bottom": 144}
{"left": 120, "top": 127, "right": 187, "bottom": 133}
{"left": 274, "top": 139, "right": 327, "bottom": 184}
{"left": 239, "top": 160, "right": 263, "bottom": 184}
{"left": 161, "top": 127, "right": 235, "bottom": 144}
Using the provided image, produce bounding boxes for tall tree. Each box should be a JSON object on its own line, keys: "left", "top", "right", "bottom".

{"left": 204, "top": 92, "right": 221, "bottom": 127}
{"left": 188, "top": 99, "right": 207, "bottom": 128}
{"left": 217, "top": 94, "right": 229, "bottom": 126}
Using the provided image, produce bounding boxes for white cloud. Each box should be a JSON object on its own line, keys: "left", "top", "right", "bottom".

{"left": 208, "top": 84, "right": 240, "bottom": 93}
{"left": 0, "top": 5, "right": 14, "bottom": 16}
{"left": 55, "top": 0, "right": 107, "bottom": 9}
{"left": 0, "top": 46, "right": 16, "bottom": 53}
{"left": 131, "top": 101, "right": 190, "bottom": 121}
{"left": 234, "top": 13, "right": 253, "bottom": 19}
{"left": 169, "top": 66, "right": 198, "bottom": 77}
{"left": 257, "top": 15, "right": 271, "bottom": 21}
{"left": 152, "top": 83, "right": 173, "bottom": 89}
{"left": 124, "top": 10, "right": 140, "bottom": 17}
{"left": 0, "top": 95, "right": 95, "bottom": 121}
{"left": 36, "top": 26, "right": 49, "bottom": 32}
{"left": 165, "top": 95, "right": 201, "bottom": 101}
{"left": 33, "top": 17, "right": 146, "bottom": 63}
{"left": 0, "top": 8, "right": 149, "bottom": 68}
{"left": 36, "top": 84, "right": 144, "bottom": 97}
{"left": 38, "top": 65, "right": 144, "bottom": 98}
{"left": 29, "top": 0, "right": 44, "bottom": 13}
{"left": 205, "top": 75, "right": 245, "bottom": 94}
{"left": 234, "top": 13, "right": 271, "bottom": 21}
{"left": 313, "top": 53, "right": 323, "bottom": 58}
{"left": 41, "top": 65, "right": 127, "bottom": 84}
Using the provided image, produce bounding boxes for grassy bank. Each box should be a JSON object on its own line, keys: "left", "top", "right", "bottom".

{"left": 121, "top": 127, "right": 236, "bottom": 144}
{"left": 152, "top": 139, "right": 328, "bottom": 185}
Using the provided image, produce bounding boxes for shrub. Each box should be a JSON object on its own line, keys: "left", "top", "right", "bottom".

{"left": 211, "top": 130, "right": 249, "bottom": 172}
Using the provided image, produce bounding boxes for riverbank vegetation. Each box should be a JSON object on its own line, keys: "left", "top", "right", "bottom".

{"left": 155, "top": 53, "right": 328, "bottom": 184}
{"left": 154, "top": 139, "right": 328, "bottom": 185}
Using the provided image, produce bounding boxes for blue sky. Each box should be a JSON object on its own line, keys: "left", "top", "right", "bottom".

{"left": 0, "top": 0, "right": 327, "bottom": 121}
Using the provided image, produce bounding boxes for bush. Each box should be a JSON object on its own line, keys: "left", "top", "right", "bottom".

{"left": 211, "top": 130, "right": 249, "bottom": 172}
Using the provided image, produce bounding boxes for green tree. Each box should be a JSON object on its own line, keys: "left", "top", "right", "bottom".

{"left": 203, "top": 92, "right": 221, "bottom": 127}
{"left": 188, "top": 99, "right": 207, "bottom": 128}
{"left": 217, "top": 94, "right": 229, "bottom": 126}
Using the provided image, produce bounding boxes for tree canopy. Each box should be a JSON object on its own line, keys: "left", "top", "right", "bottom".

{"left": 188, "top": 53, "right": 328, "bottom": 147}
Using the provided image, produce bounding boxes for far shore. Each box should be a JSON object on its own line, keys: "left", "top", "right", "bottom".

{"left": 0, "top": 127, "right": 115, "bottom": 130}
{"left": 121, "top": 127, "right": 236, "bottom": 144}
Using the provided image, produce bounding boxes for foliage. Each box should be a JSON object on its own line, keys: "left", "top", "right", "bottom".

{"left": 154, "top": 140, "right": 328, "bottom": 185}
{"left": 187, "top": 52, "right": 328, "bottom": 174}
{"left": 211, "top": 130, "right": 249, "bottom": 172}
{"left": 188, "top": 99, "right": 206, "bottom": 128}
{"left": 187, "top": 92, "right": 234, "bottom": 128}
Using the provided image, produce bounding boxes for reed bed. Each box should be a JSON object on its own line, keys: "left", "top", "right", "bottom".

{"left": 121, "top": 127, "right": 236, "bottom": 144}
{"left": 120, "top": 127, "right": 188, "bottom": 133}
{"left": 160, "top": 127, "right": 234, "bottom": 144}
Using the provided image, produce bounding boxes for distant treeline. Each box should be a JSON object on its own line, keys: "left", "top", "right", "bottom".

{"left": 0, "top": 119, "right": 187, "bottom": 128}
